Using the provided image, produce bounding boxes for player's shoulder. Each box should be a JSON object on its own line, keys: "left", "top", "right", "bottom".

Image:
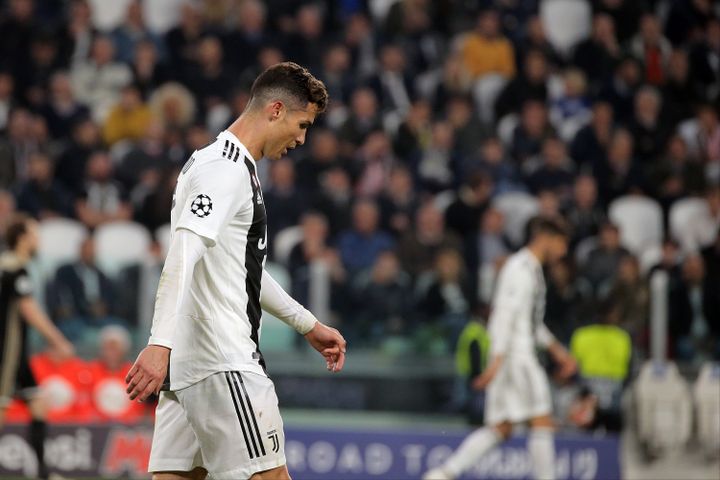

{"left": 187, "top": 135, "right": 251, "bottom": 180}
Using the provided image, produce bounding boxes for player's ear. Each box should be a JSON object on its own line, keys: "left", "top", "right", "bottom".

{"left": 268, "top": 100, "right": 284, "bottom": 121}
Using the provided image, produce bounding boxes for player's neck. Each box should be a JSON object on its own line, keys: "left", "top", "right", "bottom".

{"left": 227, "top": 114, "right": 265, "bottom": 161}
{"left": 527, "top": 243, "right": 545, "bottom": 265}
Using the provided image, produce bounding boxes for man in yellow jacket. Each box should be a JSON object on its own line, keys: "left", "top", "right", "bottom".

{"left": 460, "top": 9, "right": 516, "bottom": 80}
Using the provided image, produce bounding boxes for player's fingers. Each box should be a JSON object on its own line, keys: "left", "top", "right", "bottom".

{"left": 125, "top": 364, "right": 139, "bottom": 383}
{"left": 334, "top": 351, "right": 346, "bottom": 372}
{"left": 125, "top": 371, "right": 144, "bottom": 394}
{"left": 138, "top": 379, "right": 159, "bottom": 402}
{"left": 128, "top": 375, "right": 151, "bottom": 400}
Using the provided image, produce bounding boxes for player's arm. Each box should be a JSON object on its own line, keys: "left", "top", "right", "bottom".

{"left": 539, "top": 325, "right": 577, "bottom": 380}
{"left": 18, "top": 297, "right": 74, "bottom": 359}
{"left": 126, "top": 228, "right": 209, "bottom": 401}
{"left": 261, "top": 270, "right": 346, "bottom": 372}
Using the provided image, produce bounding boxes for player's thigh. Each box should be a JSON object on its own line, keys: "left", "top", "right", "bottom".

{"left": 250, "top": 464, "right": 291, "bottom": 480}
{"left": 178, "top": 371, "right": 287, "bottom": 479}
{"left": 153, "top": 467, "right": 208, "bottom": 480}
{"left": 528, "top": 414, "right": 554, "bottom": 429}
{"left": 149, "top": 391, "right": 204, "bottom": 474}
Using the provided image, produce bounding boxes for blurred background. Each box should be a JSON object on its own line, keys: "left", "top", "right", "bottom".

{"left": 0, "top": 0, "right": 719, "bottom": 478}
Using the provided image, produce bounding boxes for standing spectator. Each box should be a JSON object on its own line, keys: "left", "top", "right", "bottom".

{"left": 47, "top": 236, "right": 120, "bottom": 340}
{"left": 40, "top": 71, "right": 90, "bottom": 141}
{"left": 445, "top": 172, "right": 493, "bottom": 240}
{"left": 70, "top": 35, "right": 133, "bottom": 122}
{"left": 15, "top": 152, "right": 74, "bottom": 219}
{"left": 102, "top": 84, "right": 154, "bottom": 146}
{"left": 573, "top": 14, "right": 622, "bottom": 92}
{"left": 629, "top": 13, "right": 672, "bottom": 85}
{"left": 580, "top": 222, "right": 630, "bottom": 294}
{"left": 459, "top": 8, "right": 515, "bottom": 80}
{"left": 564, "top": 175, "right": 606, "bottom": 247}
{"left": 337, "top": 199, "right": 395, "bottom": 275}
{"left": 264, "top": 158, "right": 306, "bottom": 241}
{"left": 397, "top": 203, "right": 462, "bottom": 278}
{"left": 494, "top": 49, "right": 549, "bottom": 120}
{"left": 75, "top": 150, "right": 132, "bottom": 228}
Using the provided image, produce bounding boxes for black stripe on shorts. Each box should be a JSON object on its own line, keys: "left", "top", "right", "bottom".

{"left": 233, "top": 371, "right": 267, "bottom": 456}
{"left": 224, "top": 371, "right": 258, "bottom": 459}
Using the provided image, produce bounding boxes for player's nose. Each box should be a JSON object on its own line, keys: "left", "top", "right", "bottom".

{"left": 296, "top": 131, "right": 306, "bottom": 146}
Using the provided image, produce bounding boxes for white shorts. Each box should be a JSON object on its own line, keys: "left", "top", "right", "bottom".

{"left": 485, "top": 358, "right": 552, "bottom": 425}
{"left": 148, "top": 370, "right": 286, "bottom": 479}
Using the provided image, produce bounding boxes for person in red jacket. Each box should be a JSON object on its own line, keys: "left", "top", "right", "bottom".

{"left": 88, "top": 325, "right": 149, "bottom": 422}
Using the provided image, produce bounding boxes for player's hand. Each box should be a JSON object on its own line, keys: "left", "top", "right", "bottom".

{"left": 557, "top": 354, "right": 577, "bottom": 380}
{"left": 126, "top": 345, "right": 170, "bottom": 401}
{"left": 304, "top": 322, "right": 347, "bottom": 373}
{"left": 472, "top": 370, "right": 495, "bottom": 391}
{"left": 54, "top": 339, "right": 76, "bottom": 360}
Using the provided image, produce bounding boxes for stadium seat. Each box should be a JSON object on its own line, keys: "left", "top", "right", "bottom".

{"left": 472, "top": 73, "right": 509, "bottom": 124}
{"left": 639, "top": 243, "right": 663, "bottom": 275}
{"left": 668, "top": 197, "right": 712, "bottom": 253}
{"left": 693, "top": 362, "right": 720, "bottom": 460}
{"left": 574, "top": 235, "right": 598, "bottom": 266}
{"left": 634, "top": 360, "right": 693, "bottom": 458}
{"left": 260, "top": 262, "right": 296, "bottom": 351}
{"left": 35, "top": 218, "right": 89, "bottom": 306}
{"left": 608, "top": 195, "right": 663, "bottom": 255}
{"left": 540, "top": 0, "right": 592, "bottom": 58}
{"left": 155, "top": 223, "right": 172, "bottom": 257}
{"left": 432, "top": 190, "right": 457, "bottom": 214}
{"left": 492, "top": 192, "right": 540, "bottom": 247}
{"left": 497, "top": 113, "right": 519, "bottom": 146}
{"left": 273, "top": 225, "right": 303, "bottom": 266}
{"left": 95, "top": 221, "right": 152, "bottom": 277}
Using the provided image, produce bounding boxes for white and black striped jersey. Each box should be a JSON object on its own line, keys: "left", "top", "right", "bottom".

{"left": 163, "top": 130, "right": 268, "bottom": 390}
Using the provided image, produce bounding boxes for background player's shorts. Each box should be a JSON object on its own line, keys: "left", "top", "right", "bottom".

{"left": 0, "top": 357, "right": 40, "bottom": 408}
{"left": 485, "top": 358, "right": 552, "bottom": 425}
{"left": 149, "top": 370, "right": 286, "bottom": 479}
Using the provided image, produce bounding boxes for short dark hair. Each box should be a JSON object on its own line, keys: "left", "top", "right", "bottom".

{"left": 6, "top": 213, "right": 33, "bottom": 250}
{"left": 249, "top": 62, "right": 328, "bottom": 113}
{"left": 527, "top": 216, "right": 568, "bottom": 240}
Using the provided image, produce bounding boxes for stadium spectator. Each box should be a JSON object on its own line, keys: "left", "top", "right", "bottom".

{"left": 0, "top": 109, "right": 45, "bottom": 188}
{"left": 367, "top": 43, "right": 415, "bottom": 124}
{"left": 54, "top": 117, "right": 102, "bottom": 196}
{"left": 495, "top": 49, "right": 549, "bottom": 121}
{"left": 87, "top": 325, "right": 148, "bottom": 422}
{"left": 163, "top": 0, "right": 206, "bottom": 75}
{"left": 595, "top": 128, "right": 645, "bottom": 206}
{"left": 311, "top": 166, "right": 353, "bottom": 238}
{"left": 115, "top": 238, "right": 163, "bottom": 332}
{"left": 0, "top": 0, "right": 37, "bottom": 80}
{"left": 570, "top": 101, "right": 614, "bottom": 173}
{"left": 15, "top": 152, "right": 74, "bottom": 219}
{"left": 464, "top": 207, "right": 511, "bottom": 301}
{"left": 550, "top": 68, "right": 592, "bottom": 134}
{"left": 0, "top": 189, "right": 16, "bottom": 250}
{"left": 661, "top": 50, "right": 704, "bottom": 129}
{"left": 414, "top": 120, "right": 457, "bottom": 192}
{"left": 564, "top": 175, "right": 606, "bottom": 247}
{"left": 318, "top": 43, "right": 355, "bottom": 107}
{"left": 47, "top": 236, "right": 121, "bottom": 339}
{"left": 397, "top": 202, "right": 462, "bottom": 278}
{"left": 338, "top": 87, "right": 383, "bottom": 156}
{"left": 545, "top": 259, "right": 591, "bottom": 345}
{"left": 353, "top": 130, "right": 396, "bottom": 197}
{"left": 688, "top": 17, "right": 720, "bottom": 101}
{"left": 629, "top": 85, "right": 671, "bottom": 166}
{"left": 572, "top": 14, "right": 621, "bottom": 93}
{"left": 580, "top": 222, "right": 630, "bottom": 294}
{"left": 378, "top": 165, "right": 419, "bottom": 238}
{"left": 116, "top": 119, "right": 171, "bottom": 189}
{"left": 337, "top": 198, "right": 394, "bottom": 275}
{"left": 526, "top": 136, "right": 574, "bottom": 197}
{"left": 629, "top": 13, "right": 672, "bottom": 85}
{"left": 75, "top": 150, "right": 132, "bottom": 228}
{"left": 109, "top": 0, "right": 164, "bottom": 64}
{"left": 393, "top": 99, "right": 432, "bottom": 166}
{"left": 0, "top": 71, "right": 14, "bottom": 132}
{"left": 281, "top": 3, "right": 325, "bottom": 72}
{"left": 40, "top": 71, "right": 90, "bottom": 141}
{"left": 264, "top": 157, "right": 307, "bottom": 239}
{"left": 455, "top": 307, "right": 491, "bottom": 425}
{"left": 511, "top": 99, "right": 554, "bottom": 165}
{"left": 445, "top": 95, "right": 489, "bottom": 158}
{"left": 102, "top": 84, "right": 154, "bottom": 146}
{"left": 445, "top": 172, "right": 493, "bottom": 240}
{"left": 605, "top": 254, "right": 649, "bottom": 343}
{"left": 468, "top": 136, "right": 524, "bottom": 194}
{"left": 131, "top": 39, "right": 170, "bottom": 98}
{"left": 222, "top": 0, "right": 268, "bottom": 75}
{"left": 459, "top": 8, "right": 515, "bottom": 80}
{"left": 70, "top": 35, "right": 133, "bottom": 122}
{"left": 598, "top": 56, "right": 642, "bottom": 124}
{"left": 349, "top": 250, "right": 413, "bottom": 344}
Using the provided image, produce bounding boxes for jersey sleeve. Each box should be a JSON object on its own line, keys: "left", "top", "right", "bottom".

{"left": 12, "top": 269, "right": 34, "bottom": 298}
{"left": 175, "top": 158, "right": 250, "bottom": 246}
{"left": 487, "top": 263, "right": 531, "bottom": 357}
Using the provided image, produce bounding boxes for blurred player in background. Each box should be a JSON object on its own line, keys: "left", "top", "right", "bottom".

{"left": 424, "top": 218, "right": 577, "bottom": 480}
{"left": 125, "top": 62, "right": 347, "bottom": 480}
{"left": 0, "top": 214, "right": 75, "bottom": 480}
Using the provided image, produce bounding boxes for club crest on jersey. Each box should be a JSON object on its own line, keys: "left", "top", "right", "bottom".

{"left": 190, "top": 194, "right": 213, "bottom": 218}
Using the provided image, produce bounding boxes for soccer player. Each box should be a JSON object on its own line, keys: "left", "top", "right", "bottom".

{"left": 424, "top": 218, "right": 577, "bottom": 480}
{"left": 125, "top": 62, "right": 347, "bottom": 480}
{"left": 0, "top": 214, "right": 75, "bottom": 480}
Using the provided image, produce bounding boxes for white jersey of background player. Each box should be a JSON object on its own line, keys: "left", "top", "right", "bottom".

{"left": 425, "top": 218, "right": 577, "bottom": 480}
{"left": 125, "top": 62, "right": 347, "bottom": 480}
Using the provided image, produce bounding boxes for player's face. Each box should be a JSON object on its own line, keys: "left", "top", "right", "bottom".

{"left": 267, "top": 102, "right": 318, "bottom": 160}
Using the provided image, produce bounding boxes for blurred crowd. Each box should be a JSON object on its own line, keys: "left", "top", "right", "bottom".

{"left": 0, "top": 0, "right": 719, "bottom": 403}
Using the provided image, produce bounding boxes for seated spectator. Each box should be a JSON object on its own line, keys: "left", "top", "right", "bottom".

{"left": 55, "top": 118, "right": 103, "bottom": 197}
{"left": 570, "top": 101, "right": 614, "bottom": 174}
{"left": 109, "top": 0, "right": 165, "bottom": 64}
{"left": 526, "top": 136, "right": 574, "bottom": 198}
{"left": 650, "top": 135, "right": 706, "bottom": 209}
{"left": 311, "top": 166, "right": 353, "bottom": 238}
{"left": 669, "top": 254, "right": 718, "bottom": 361}
{"left": 661, "top": 50, "right": 703, "bottom": 129}
{"left": 569, "top": 299, "right": 631, "bottom": 432}
{"left": 688, "top": 17, "right": 720, "bottom": 102}
{"left": 516, "top": 15, "right": 563, "bottom": 68}
{"left": 465, "top": 137, "right": 524, "bottom": 194}
{"left": 0, "top": 71, "right": 15, "bottom": 132}
{"left": 15, "top": 152, "right": 74, "bottom": 219}
{"left": 75, "top": 151, "right": 132, "bottom": 229}
{"left": 397, "top": 203, "right": 463, "bottom": 278}
{"left": 605, "top": 254, "right": 649, "bottom": 344}
{"left": 40, "top": 72, "right": 90, "bottom": 141}
{"left": 353, "top": 130, "right": 396, "bottom": 198}
{"left": 87, "top": 326, "right": 148, "bottom": 422}
{"left": 102, "top": 84, "right": 154, "bottom": 146}
{"left": 445, "top": 172, "right": 493, "bottom": 240}
{"left": 296, "top": 128, "right": 348, "bottom": 191}
{"left": 458, "top": 8, "right": 515, "bottom": 80}
{"left": 580, "top": 222, "right": 630, "bottom": 294}
{"left": 186, "top": 35, "right": 237, "bottom": 117}
{"left": 595, "top": 128, "right": 645, "bottom": 206}
{"left": 550, "top": 69, "right": 591, "bottom": 132}
{"left": 572, "top": 14, "right": 621, "bottom": 94}
{"left": 378, "top": 165, "right": 418, "bottom": 238}
{"left": 494, "top": 49, "right": 548, "bottom": 120}
{"left": 445, "top": 95, "right": 489, "bottom": 158}
{"left": 318, "top": 42, "right": 355, "bottom": 106}
{"left": 337, "top": 199, "right": 395, "bottom": 275}
{"left": 546, "top": 259, "right": 591, "bottom": 344}
{"left": 349, "top": 250, "right": 413, "bottom": 344}
{"left": 564, "top": 175, "right": 606, "bottom": 247}
{"left": 417, "top": 248, "right": 473, "bottom": 348}
{"left": 47, "top": 237, "right": 123, "bottom": 340}
{"left": 598, "top": 56, "right": 642, "bottom": 124}
{"left": 393, "top": 99, "right": 432, "bottom": 160}
{"left": 116, "top": 119, "right": 171, "bottom": 190}
{"left": 431, "top": 55, "right": 473, "bottom": 112}
{"left": 367, "top": 43, "right": 415, "bottom": 123}
{"left": 264, "top": 158, "right": 307, "bottom": 241}
{"left": 648, "top": 237, "right": 682, "bottom": 277}
{"left": 131, "top": 39, "right": 171, "bottom": 99}
{"left": 629, "top": 85, "right": 672, "bottom": 166}
{"left": 464, "top": 207, "right": 512, "bottom": 301}
{"left": 337, "top": 87, "right": 382, "bottom": 156}
{"left": 148, "top": 82, "right": 197, "bottom": 131}
{"left": 511, "top": 100, "right": 555, "bottom": 166}
{"left": 135, "top": 166, "right": 179, "bottom": 232}
{"left": 0, "top": 109, "right": 46, "bottom": 188}
{"left": 629, "top": 13, "right": 672, "bottom": 85}
{"left": 414, "top": 120, "right": 458, "bottom": 193}
{"left": 70, "top": 35, "right": 132, "bottom": 122}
